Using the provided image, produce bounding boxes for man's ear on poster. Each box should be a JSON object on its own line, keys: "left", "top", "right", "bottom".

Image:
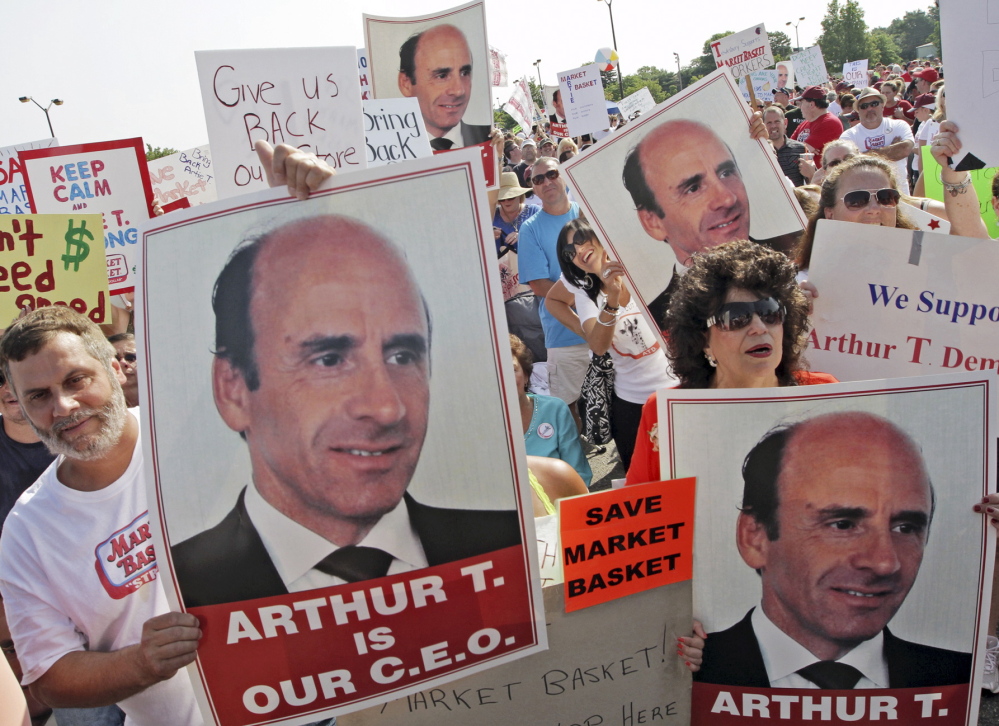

{"left": 212, "top": 355, "right": 252, "bottom": 435}
{"left": 737, "top": 510, "right": 769, "bottom": 575}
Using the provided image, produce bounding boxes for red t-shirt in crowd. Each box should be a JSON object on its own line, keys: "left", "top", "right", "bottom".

{"left": 791, "top": 112, "right": 844, "bottom": 161}
{"left": 884, "top": 100, "right": 914, "bottom": 121}
{"left": 625, "top": 370, "right": 840, "bottom": 486}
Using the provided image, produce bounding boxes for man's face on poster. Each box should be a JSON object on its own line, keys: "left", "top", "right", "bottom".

{"left": 399, "top": 24, "right": 473, "bottom": 138}
{"left": 215, "top": 218, "right": 431, "bottom": 528}
{"left": 738, "top": 416, "right": 933, "bottom": 659}
{"left": 634, "top": 122, "right": 750, "bottom": 266}
{"left": 553, "top": 90, "right": 565, "bottom": 119}
{"left": 777, "top": 65, "right": 789, "bottom": 89}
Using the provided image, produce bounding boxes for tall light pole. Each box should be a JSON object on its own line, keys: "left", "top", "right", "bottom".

{"left": 674, "top": 52, "right": 683, "bottom": 92}
{"left": 597, "top": 0, "right": 626, "bottom": 99}
{"left": 532, "top": 59, "right": 544, "bottom": 115}
{"left": 18, "top": 96, "right": 63, "bottom": 138}
{"left": 785, "top": 17, "right": 805, "bottom": 52}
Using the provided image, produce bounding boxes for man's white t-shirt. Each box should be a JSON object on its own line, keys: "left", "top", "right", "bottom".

{"left": 840, "top": 118, "right": 915, "bottom": 194}
{"left": 0, "top": 412, "right": 201, "bottom": 726}
{"left": 913, "top": 119, "right": 941, "bottom": 172}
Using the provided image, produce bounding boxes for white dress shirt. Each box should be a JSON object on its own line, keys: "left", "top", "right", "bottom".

{"left": 244, "top": 485, "right": 429, "bottom": 592}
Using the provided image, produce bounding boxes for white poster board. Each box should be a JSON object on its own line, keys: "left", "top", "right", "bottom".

{"left": 0, "top": 138, "right": 58, "bottom": 214}
{"left": 618, "top": 87, "right": 656, "bottom": 120}
{"left": 842, "top": 58, "right": 869, "bottom": 86}
{"left": 503, "top": 78, "right": 535, "bottom": 132}
{"left": 556, "top": 63, "right": 607, "bottom": 138}
{"left": 363, "top": 98, "right": 434, "bottom": 167}
{"left": 737, "top": 70, "right": 778, "bottom": 102}
{"left": 774, "top": 59, "right": 794, "bottom": 90}
{"left": 196, "top": 46, "right": 366, "bottom": 199}
{"left": 710, "top": 24, "right": 774, "bottom": 79}
{"left": 489, "top": 45, "right": 508, "bottom": 87}
{"left": 147, "top": 145, "right": 217, "bottom": 207}
{"left": 940, "top": 1, "right": 999, "bottom": 169}
{"left": 790, "top": 45, "right": 827, "bottom": 87}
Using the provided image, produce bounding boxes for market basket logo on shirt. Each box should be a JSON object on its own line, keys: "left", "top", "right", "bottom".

{"left": 864, "top": 134, "right": 888, "bottom": 149}
{"left": 94, "top": 511, "right": 158, "bottom": 599}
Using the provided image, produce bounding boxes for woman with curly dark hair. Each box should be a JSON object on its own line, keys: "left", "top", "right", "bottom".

{"left": 627, "top": 240, "right": 837, "bottom": 485}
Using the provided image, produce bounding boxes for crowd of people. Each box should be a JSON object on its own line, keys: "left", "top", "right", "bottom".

{"left": 3, "top": 44, "right": 999, "bottom": 726}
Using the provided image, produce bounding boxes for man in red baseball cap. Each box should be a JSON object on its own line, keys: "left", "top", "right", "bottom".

{"left": 790, "top": 86, "right": 844, "bottom": 161}
{"left": 912, "top": 67, "right": 939, "bottom": 95}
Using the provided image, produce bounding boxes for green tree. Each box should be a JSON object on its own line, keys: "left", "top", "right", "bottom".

{"left": 145, "top": 144, "right": 177, "bottom": 161}
{"left": 928, "top": 4, "right": 941, "bottom": 61}
{"left": 769, "top": 31, "right": 793, "bottom": 62}
{"left": 815, "top": 0, "right": 871, "bottom": 70}
{"left": 868, "top": 30, "right": 902, "bottom": 66}
{"left": 884, "top": 9, "right": 935, "bottom": 60}
{"left": 493, "top": 107, "right": 518, "bottom": 131}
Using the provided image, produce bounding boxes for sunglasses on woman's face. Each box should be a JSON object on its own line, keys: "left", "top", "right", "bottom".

{"left": 561, "top": 235, "right": 597, "bottom": 263}
{"left": 707, "top": 297, "right": 784, "bottom": 331}
{"left": 840, "top": 188, "right": 901, "bottom": 210}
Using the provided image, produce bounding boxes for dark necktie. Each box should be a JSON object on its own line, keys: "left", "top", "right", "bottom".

{"left": 314, "top": 546, "right": 393, "bottom": 582}
{"left": 796, "top": 661, "right": 864, "bottom": 689}
{"left": 430, "top": 137, "right": 454, "bottom": 151}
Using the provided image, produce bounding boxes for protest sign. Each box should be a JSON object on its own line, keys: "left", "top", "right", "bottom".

{"left": 659, "top": 374, "right": 994, "bottom": 725}
{"left": 559, "top": 478, "right": 694, "bottom": 612}
{"left": 940, "top": 1, "right": 999, "bottom": 169}
{"left": 807, "top": 219, "right": 999, "bottom": 381}
{"left": 790, "top": 45, "right": 827, "bottom": 87}
{"left": 20, "top": 138, "right": 153, "bottom": 295}
{"left": 617, "top": 86, "right": 656, "bottom": 120}
{"left": 775, "top": 59, "right": 794, "bottom": 90}
{"left": 489, "top": 46, "right": 508, "bottom": 87}
{"left": 556, "top": 63, "right": 607, "bottom": 138}
{"left": 0, "top": 214, "right": 108, "bottom": 322}
{"left": 0, "top": 138, "right": 58, "bottom": 214}
{"left": 901, "top": 200, "right": 950, "bottom": 234}
{"left": 196, "top": 47, "right": 366, "bottom": 199}
{"left": 737, "top": 71, "right": 778, "bottom": 103}
{"left": 710, "top": 24, "right": 774, "bottom": 80}
{"left": 139, "top": 148, "right": 544, "bottom": 725}
{"left": 358, "top": 48, "right": 371, "bottom": 101}
{"left": 363, "top": 99, "right": 434, "bottom": 167}
{"left": 562, "top": 69, "right": 805, "bottom": 342}
{"left": 340, "top": 582, "right": 693, "bottom": 726}
{"left": 502, "top": 78, "right": 535, "bottom": 133}
{"left": 147, "top": 145, "right": 217, "bottom": 207}
{"left": 534, "top": 514, "right": 562, "bottom": 588}
{"left": 842, "top": 59, "right": 868, "bottom": 86}
{"left": 542, "top": 84, "right": 568, "bottom": 136}
{"left": 921, "top": 146, "right": 999, "bottom": 238}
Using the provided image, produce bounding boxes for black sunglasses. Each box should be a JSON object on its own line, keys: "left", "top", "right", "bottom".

{"left": 858, "top": 100, "right": 881, "bottom": 110}
{"left": 841, "top": 188, "right": 901, "bottom": 210}
{"left": 531, "top": 169, "right": 560, "bottom": 186}
{"left": 707, "top": 297, "right": 784, "bottom": 331}
{"left": 115, "top": 352, "right": 138, "bottom": 364}
{"left": 560, "top": 234, "right": 597, "bottom": 263}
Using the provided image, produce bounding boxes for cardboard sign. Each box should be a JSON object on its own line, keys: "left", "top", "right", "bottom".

{"left": 559, "top": 479, "right": 694, "bottom": 612}
{"left": 502, "top": 79, "right": 535, "bottom": 134}
{"left": 196, "top": 46, "right": 366, "bottom": 199}
{"left": 358, "top": 48, "right": 371, "bottom": 101}
{"left": 737, "top": 71, "right": 778, "bottom": 102}
{"left": 900, "top": 200, "right": 951, "bottom": 234}
{"left": 842, "top": 59, "right": 868, "bottom": 86}
{"left": 617, "top": 87, "right": 656, "bottom": 120}
{"left": 534, "top": 514, "right": 563, "bottom": 588}
{"left": 0, "top": 214, "right": 108, "bottom": 322}
{"left": 940, "top": 1, "right": 998, "bottom": 169}
{"left": 363, "top": 98, "right": 434, "bottom": 167}
{"left": 921, "top": 146, "right": 999, "bottom": 238}
{"left": 147, "top": 145, "right": 217, "bottom": 208}
{"left": 556, "top": 63, "right": 607, "bottom": 138}
{"left": 139, "top": 148, "right": 544, "bottom": 724}
{"left": 710, "top": 24, "right": 774, "bottom": 80}
{"left": 19, "top": 138, "right": 153, "bottom": 295}
{"left": 340, "top": 581, "right": 693, "bottom": 726}
{"left": 790, "top": 45, "right": 827, "bottom": 87}
{"left": 489, "top": 46, "right": 508, "bottom": 87}
{"left": 659, "top": 375, "right": 995, "bottom": 725}
{"left": 0, "top": 138, "right": 58, "bottom": 215}
{"left": 775, "top": 60, "right": 794, "bottom": 91}
{"left": 807, "top": 219, "right": 999, "bottom": 381}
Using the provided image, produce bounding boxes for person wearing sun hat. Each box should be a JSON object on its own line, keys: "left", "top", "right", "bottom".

{"left": 493, "top": 171, "right": 540, "bottom": 257}
{"left": 840, "top": 87, "right": 915, "bottom": 194}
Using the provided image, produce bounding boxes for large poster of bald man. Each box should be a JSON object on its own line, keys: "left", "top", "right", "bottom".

{"left": 364, "top": 1, "right": 491, "bottom": 152}
{"left": 137, "top": 148, "right": 545, "bottom": 725}
{"left": 562, "top": 69, "right": 805, "bottom": 335}
{"left": 657, "top": 373, "right": 995, "bottom": 725}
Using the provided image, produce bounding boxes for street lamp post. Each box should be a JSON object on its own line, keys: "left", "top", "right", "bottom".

{"left": 785, "top": 17, "right": 805, "bottom": 52}
{"left": 674, "top": 52, "right": 683, "bottom": 92}
{"left": 597, "top": 0, "right": 626, "bottom": 99}
{"left": 532, "top": 59, "right": 544, "bottom": 116}
{"left": 18, "top": 96, "right": 63, "bottom": 138}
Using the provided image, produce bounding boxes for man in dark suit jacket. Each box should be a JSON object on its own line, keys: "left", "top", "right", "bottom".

{"left": 172, "top": 491, "right": 521, "bottom": 608}
{"left": 176, "top": 215, "right": 523, "bottom": 608}
{"left": 695, "top": 412, "right": 972, "bottom": 689}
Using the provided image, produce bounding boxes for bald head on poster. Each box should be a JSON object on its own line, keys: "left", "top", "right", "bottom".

{"left": 694, "top": 411, "right": 972, "bottom": 689}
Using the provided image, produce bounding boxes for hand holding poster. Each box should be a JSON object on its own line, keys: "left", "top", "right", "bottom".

{"left": 710, "top": 24, "right": 774, "bottom": 80}
{"left": 790, "top": 45, "right": 827, "bottom": 87}
{"left": 147, "top": 145, "right": 217, "bottom": 207}
{"left": 920, "top": 147, "right": 999, "bottom": 238}
{"left": 556, "top": 64, "right": 607, "bottom": 138}
{"left": 0, "top": 138, "right": 58, "bottom": 214}
{"left": 196, "top": 46, "right": 366, "bottom": 199}
{"left": 842, "top": 59, "right": 868, "bottom": 86}
{"left": 659, "top": 375, "right": 994, "bottom": 725}
{"left": 0, "top": 214, "right": 108, "bottom": 322}
{"left": 19, "top": 138, "right": 154, "bottom": 295}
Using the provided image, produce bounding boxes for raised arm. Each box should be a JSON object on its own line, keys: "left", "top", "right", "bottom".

{"left": 931, "top": 122, "right": 991, "bottom": 240}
